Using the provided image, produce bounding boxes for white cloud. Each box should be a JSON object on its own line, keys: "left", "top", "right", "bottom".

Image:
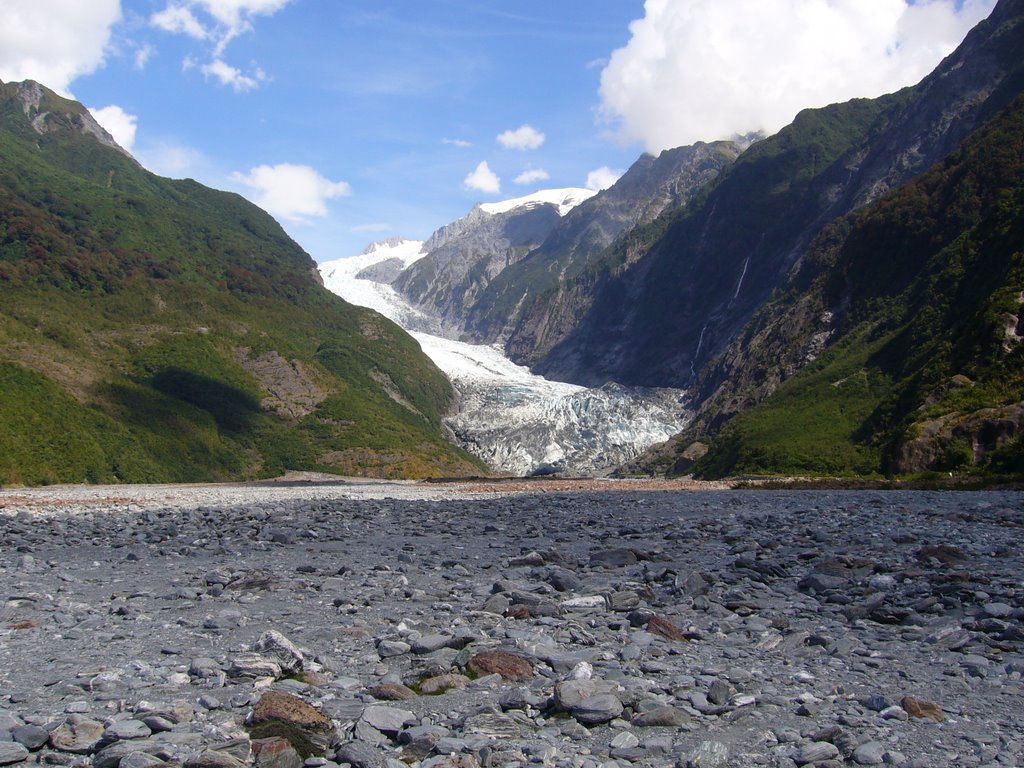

{"left": 585, "top": 166, "right": 622, "bottom": 191}
{"left": 442, "top": 137, "right": 473, "bottom": 148}
{"left": 515, "top": 168, "right": 550, "bottom": 185}
{"left": 464, "top": 161, "right": 501, "bottom": 195}
{"left": 232, "top": 163, "right": 352, "bottom": 223}
{"left": 151, "top": 5, "right": 209, "bottom": 39}
{"left": 89, "top": 105, "right": 138, "bottom": 152}
{"left": 497, "top": 125, "right": 545, "bottom": 151}
{"left": 201, "top": 58, "right": 266, "bottom": 92}
{"left": 599, "top": 0, "right": 997, "bottom": 153}
{"left": 0, "top": 0, "right": 121, "bottom": 96}
{"left": 134, "top": 43, "right": 155, "bottom": 70}
{"left": 151, "top": 0, "right": 292, "bottom": 90}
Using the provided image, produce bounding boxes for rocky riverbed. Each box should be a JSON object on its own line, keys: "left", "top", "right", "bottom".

{"left": 1, "top": 484, "right": 1022, "bottom": 768}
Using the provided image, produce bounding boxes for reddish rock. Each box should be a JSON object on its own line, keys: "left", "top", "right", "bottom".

{"left": 646, "top": 616, "right": 688, "bottom": 641}
{"left": 901, "top": 696, "right": 945, "bottom": 722}
{"left": 467, "top": 650, "right": 533, "bottom": 681}
{"left": 252, "top": 737, "right": 302, "bottom": 768}
{"left": 367, "top": 682, "right": 417, "bottom": 701}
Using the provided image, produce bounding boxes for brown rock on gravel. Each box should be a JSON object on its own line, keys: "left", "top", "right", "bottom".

{"left": 466, "top": 650, "right": 533, "bottom": 681}
{"left": 646, "top": 615, "right": 688, "bottom": 641}
{"left": 901, "top": 696, "right": 946, "bottom": 721}
{"left": 250, "top": 691, "right": 335, "bottom": 753}
{"left": 367, "top": 682, "right": 417, "bottom": 701}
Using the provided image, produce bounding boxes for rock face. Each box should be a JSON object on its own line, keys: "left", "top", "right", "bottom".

{"left": 392, "top": 196, "right": 575, "bottom": 333}
{"left": 511, "top": 0, "right": 1024, "bottom": 393}
{"left": 895, "top": 403, "right": 1024, "bottom": 474}
{"left": 464, "top": 142, "right": 741, "bottom": 349}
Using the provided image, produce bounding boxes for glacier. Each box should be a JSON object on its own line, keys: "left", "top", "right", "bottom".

{"left": 320, "top": 226, "right": 691, "bottom": 477}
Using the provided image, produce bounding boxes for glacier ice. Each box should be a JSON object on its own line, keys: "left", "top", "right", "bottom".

{"left": 320, "top": 236, "right": 691, "bottom": 476}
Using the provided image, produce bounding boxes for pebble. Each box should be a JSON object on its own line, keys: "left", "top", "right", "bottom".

{"left": 0, "top": 488, "right": 1021, "bottom": 768}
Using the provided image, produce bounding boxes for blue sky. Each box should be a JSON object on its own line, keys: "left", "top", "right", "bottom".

{"left": 0, "top": 0, "right": 997, "bottom": 262}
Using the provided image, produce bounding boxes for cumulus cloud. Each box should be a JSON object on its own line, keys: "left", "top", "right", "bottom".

{"left": 497, "top": 125, "right": 545, "bottom": 150}
{"left": 600, "top": 0, "right": 997, "bottom": 153}
{"left": 464, "top": 161, "right": 501, "bottom": 194}
{"left": 0, "top": 0, "right": 121, "bottom": 95}
{"left": 585, "top": 166, "right": 623, "bottom": 192}
{"left": 151, "top": 0, "right": 292, "bottom": 89}
{"left": 515, "top": 168, "right": 550, "bottom": 185}
{"left": 232, "top": 163, "right": 352, "bottom": 223}
{"left": 89, "top": 105, "right": 138, "bottom": 152}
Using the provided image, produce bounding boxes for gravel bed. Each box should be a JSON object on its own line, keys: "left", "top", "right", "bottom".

{"left": 1, "top": 487, "right": 1022, "bottom": 768}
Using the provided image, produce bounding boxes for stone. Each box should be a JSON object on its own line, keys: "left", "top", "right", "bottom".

{"left": 631, "top": 706, "right": 690, "bottom": 727}
{"left": 853, "top": 741, "right": 887, "bottom": 765}
{"left": 251, "top": 691, "right": 335, "bottom": 753}
{"left": 466, "top": 651, "right": 532, "bottom": 681}
{"left": 571, "top": 693, "right": 623, "bottom": 725}
{"left": 183, "top": 750, "right": 248, "bottom": 768}
{"left": 646, "top": 616, "right": 688, "bottom": 641}
{"left": 794, "top": 742, "right": 840, "bottom": 765}
{"left": 49, "top": 715, "right": 106, "bottom": 754}
{"left": 685, "top": 741, "right": 730, "bottom": 768}
{"left": 418, "top": 673, "right": 470, "bottom": 695}
{"left": 104, "top": 720, "right": 153, "bottom": 741}
{"left": 254, "top": 631, "right": 305, "bottom": 675}
{"left": 229, "top": 654, "right": 283, "bottom": 680}
{"left": 359, "top": 705, "right": 415, "bottom": 735}
{"left": 335, "top": 742, "right": 385, "bottom": 768}
{"left": 0, "top": 743, "right": 29, "bottom": 766}
{"left": 252, "top": 738, "right": 303, "bottom": 768}
{"left": 901, "top": 696, "right": 945, "bottom": 722}
{"left": 367, "top": 683, "right": 417, "bottom": 701}
{"left": 11, "top": 725, "right": 49, "bottom": 751}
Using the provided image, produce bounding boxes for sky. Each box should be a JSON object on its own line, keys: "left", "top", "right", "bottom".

{"left": 0, "top": 0, "right": 998, "bottom": 263}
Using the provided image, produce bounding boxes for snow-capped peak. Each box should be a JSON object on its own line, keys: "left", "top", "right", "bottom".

{"left": 479, "top": 187, "right": 596, "bottom": 217}
{"left": 319, "top": 237, "right": 426, "bottom": 279}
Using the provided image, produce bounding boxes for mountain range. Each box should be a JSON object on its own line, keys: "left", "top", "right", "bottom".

{"left": 2, "top": 0, "right": 1022, "bottom": 484}
{"left": 350, "top": 0, "right": 1024, "bottom": 479}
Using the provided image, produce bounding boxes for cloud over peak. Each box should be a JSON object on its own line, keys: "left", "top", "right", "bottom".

{"left": 464, "top": 161, "right": 501, "bottom": 194}
{"left": 232, "top": 163, "right": 351, "bottom": 223}
{"left": 599, "top": 0, "right": 997, "bottom": 153}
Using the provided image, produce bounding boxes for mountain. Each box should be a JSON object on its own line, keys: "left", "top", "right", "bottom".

{"left": 677, "top": 90, "right": 1024, "bottom": 478}
{"left": 464, "top": 141, "right": 742, "bottom": 351}
{"left": 0, "top": 79, "right": 485, "bottom": 485}
{"left": 390, "top": 189, "right": 594, "bottom": 334}
{"left": 611, "top": 0, "right": 1024, "bottom": 477}
{"left": 320, "top": 239, "right": 690, "bottom": 477}
{"left": 509, "top": 0, "right": 1023, "bottom": 393}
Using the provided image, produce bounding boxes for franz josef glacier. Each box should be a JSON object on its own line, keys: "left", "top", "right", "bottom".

{"left": 319, "top": 198, "right": 691, "bottom": 476}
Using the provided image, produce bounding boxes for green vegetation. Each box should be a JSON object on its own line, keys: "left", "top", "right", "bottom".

{"left": 694, "top": 94, "right": 1024, "bottom": 479}
{"left": 0, "top": 80, "right": 485, "bottom": 485}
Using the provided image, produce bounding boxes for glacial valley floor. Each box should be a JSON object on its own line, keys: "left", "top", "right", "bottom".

{"left": 0, "top": 482, "right": 1022, "bottom": 768}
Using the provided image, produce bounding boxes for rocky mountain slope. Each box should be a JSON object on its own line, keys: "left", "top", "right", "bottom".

{"left": 0, "top": 79, "right": 485, "bottom": 485}
{"left": 673, "top": 90, "right": 1024, "bottom": 478}
{"left": 463, "top": 142, "right": 742, "bottom": 349}
{"left": 520, "top": 0, "right": 1024, "bottom": 391}
{"left": 391, "top": 189, "right": 594, "bottom": 334}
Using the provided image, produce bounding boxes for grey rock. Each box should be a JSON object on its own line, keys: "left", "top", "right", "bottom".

{"left": 49, "top": 715, "right": 105, "bottom": 754}
{"left": 359, "top": 706, "right": 415, "bottom": 735}
{"left": 336, "top": 742, "right": 385, "bottom": 768}
{"left": 571, "top": 693, "right": 623, "bottom": 725}
{"left": 683, "top": 740, "right": 730, "bottom": 768}
{"left": 253, "top": 630, "right": 305, "bottom": 675}
{"left": 11, "top": 725, "right": 48, "bottom": 751}
{"left": 0, "top": 743, "right": 29, "bottom": 766}
{"left": 853, "top": 741, "right": 887, "bottom": 765}
{"left": 794, "top": 741, "right": 840, "bottom": 765}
